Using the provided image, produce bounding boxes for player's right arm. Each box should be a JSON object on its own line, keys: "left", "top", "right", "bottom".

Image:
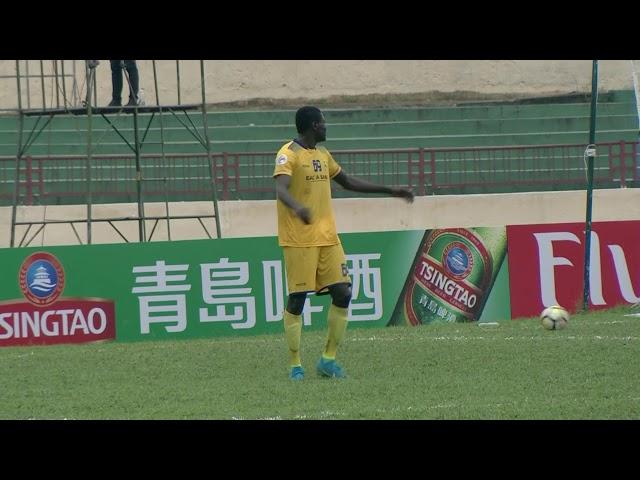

{"left": 275, "top": 174, "right": 312, "bottom": 224}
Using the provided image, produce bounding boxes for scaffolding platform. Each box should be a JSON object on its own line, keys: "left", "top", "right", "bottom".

{"left": 6, "top": 60, "right": 221, "bottom": 247}
{"left": 21, "top": 104, "right": 202, "bottom": 116}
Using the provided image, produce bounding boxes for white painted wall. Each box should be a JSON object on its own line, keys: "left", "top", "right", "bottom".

{"left": 2, "top": 188, "right": 638, "bottom": 248}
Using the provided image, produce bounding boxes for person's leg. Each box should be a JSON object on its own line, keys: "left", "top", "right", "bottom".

{"left": 324, "top": 282, "right": 352, "bottom": 360}
{"left": 282, "top": 246, "right": 319, "bottom": 379}
{"left": 284, "top": 292, "right": 307, "bottom": 377}
{"left": 109, "top": 60, "right": 123, "bottom": 106}
{"left": 316, "top": 244, "right": 352, "bottom": 378}
{"left": 123, "top": 60, "right": 139, "bottom": 104}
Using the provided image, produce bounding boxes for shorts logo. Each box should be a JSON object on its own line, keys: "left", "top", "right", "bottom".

{"left": 19, "top": 252, "right": 65, "bottom": 306}
{"left": 276, "top": 154, "right": 288, "bottom": 165}
{"left": 341, "top": 263, "right": 349, "bottom": 277}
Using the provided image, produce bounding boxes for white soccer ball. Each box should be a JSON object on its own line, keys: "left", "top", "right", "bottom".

{"left": 540, "top": 305, "right": 569, "bottom": 330}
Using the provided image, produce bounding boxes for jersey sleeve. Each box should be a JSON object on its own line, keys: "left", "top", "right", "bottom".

{"left": 273, "top": 147, "right": 295, "bottom": 177}
{"left": 327, "top": 151, "right": 342, "bottom": 178}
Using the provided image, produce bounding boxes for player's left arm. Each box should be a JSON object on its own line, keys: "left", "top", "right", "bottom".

{"left": 332, "top": 170, "right": 414, "bottom": 203}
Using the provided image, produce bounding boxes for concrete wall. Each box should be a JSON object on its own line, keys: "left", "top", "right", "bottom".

{"left": 2, "top": 188, "right": 638, "bottom": 248}
{"left": 0, "top": 60, "right": 636, "bottom": 110}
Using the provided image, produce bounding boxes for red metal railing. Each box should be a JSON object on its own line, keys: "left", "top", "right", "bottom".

{"left": 0, "top": 141, "right": 637, "bottom": 205}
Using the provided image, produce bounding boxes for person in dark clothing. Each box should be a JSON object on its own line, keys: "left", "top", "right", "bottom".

{"left": 109, "top": 60, "right": 140, "bottom": 107}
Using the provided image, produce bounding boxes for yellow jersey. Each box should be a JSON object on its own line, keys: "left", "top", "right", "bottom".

{"left": 273, "top": 140, "right": 342, "bottom": 247}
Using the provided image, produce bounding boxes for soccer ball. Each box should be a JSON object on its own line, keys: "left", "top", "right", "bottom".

{"left": 540, "top": 305, "right": 569, "bottom": 330}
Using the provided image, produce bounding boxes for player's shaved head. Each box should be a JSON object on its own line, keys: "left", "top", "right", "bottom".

{"left": 295, "top": 106, "right": 323, "bottom": 134}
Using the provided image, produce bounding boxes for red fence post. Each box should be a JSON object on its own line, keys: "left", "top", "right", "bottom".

{"left": 417, "top": 148, "right": 425, "bottom": 196}
{"left": 634, "top": 140, "right": 639, "bottom": 184}
{"left": 210, "top": 154, "right": 218, "bottom": 199}
{"left": 407, "top": 151, "right": 414, "bottom": 192}
{"left": 430, "top": 149, "right": 437, "bottom": 194}
{"left": 619, "top": 140, "right": 627, "bottom": 188}
{"left": 222, "top": 152, "right": 229, "bottom": 201}
{"left": 37, "top": 157, "right": 44, "bottom": 202}
{"left": 234, "top": 154, "right": 240, "bottom": 196}
{"left": 24, "top": 156, "right": 32, "bottom": 205}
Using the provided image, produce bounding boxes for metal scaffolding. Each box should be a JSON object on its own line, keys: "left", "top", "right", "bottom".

{"left": 6, "top": 60, "right": 222, "bottom": 247}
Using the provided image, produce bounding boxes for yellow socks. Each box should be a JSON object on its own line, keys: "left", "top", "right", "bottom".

{"left": 285, "top": 304, "right": 348, "bottom": 367}
{"left": 283, "top": 310, "right": 302, "bottom": 367}
{"left": 323, "top": 304, "right": 349, "bottom": 359}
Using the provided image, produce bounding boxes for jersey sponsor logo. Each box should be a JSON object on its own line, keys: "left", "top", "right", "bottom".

{"left": 305, "top": 174, "right": 329, "bottom": 181}
{"left": 276, "top": 154, "right": 288, "bottom": 165}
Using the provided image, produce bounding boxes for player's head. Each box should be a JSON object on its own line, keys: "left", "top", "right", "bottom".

{"left": 295, "top": 106, "right": 326, "bottom": 142}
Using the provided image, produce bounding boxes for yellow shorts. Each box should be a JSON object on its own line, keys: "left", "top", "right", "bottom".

{"left": 283, "top": 244, "right": 351, "bottom": 294}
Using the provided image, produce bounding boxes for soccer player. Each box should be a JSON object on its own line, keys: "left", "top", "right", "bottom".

{"left": 274, "top": 106, "right": 414, "bottom": 380}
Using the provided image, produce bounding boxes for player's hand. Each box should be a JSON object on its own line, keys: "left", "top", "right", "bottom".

{"left": 295, "top": 206, "right": 312, "bottom": 224}
{"left": 392, "top": 188, "right": 414, "bottom": 203}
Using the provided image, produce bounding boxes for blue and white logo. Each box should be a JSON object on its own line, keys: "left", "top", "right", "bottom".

{"left": 443, "top": 242, "right": 474, "bottom": 280}
{"left": 26, "top": 261, "right": 58, "bottom": 299}
{"left": 446, "top": 247, "right": 468, "bottom": 275}
{"left": 19, "top": 252, "right": 65, "bottom": 306}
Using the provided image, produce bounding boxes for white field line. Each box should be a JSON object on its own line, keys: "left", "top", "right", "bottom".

{"left": 292, "top": 410, "right": 345, "bottom": 420}
{"left": 0, "top": 316, "right": 636, "bottom": 358}
{"left": 590, "top": 320, "right": 631, "bottom": 324}
{"left": 348, "top": 335, "right": 639, "bottom": 342}
{"left": 232, "top": 410, "right": 346, "bottom": 420}
{"left": 372, "top": 395, "right": 640, "bottom": 416}
{"left": 235, "top": 395, "right": 640, "bottom": 419}
{"left": 10, "top": 351, "right": 35, "bottom": 358}
{"left": 26, "top": 417, "right": 76, "bottom": 420}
